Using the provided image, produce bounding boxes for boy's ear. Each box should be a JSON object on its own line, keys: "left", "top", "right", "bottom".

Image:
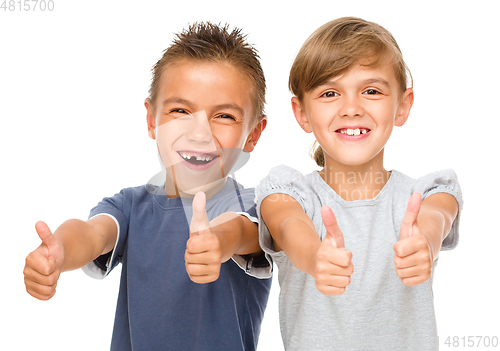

{"left": 145, "top": 98, "right": 156, "bottom": 139}
{"left": 243, "top": 117, "right": 267, "bottom": 153}
{"left": 291, "top": 97, "right": 312, "bottom": 133}
{"left": 394, "top": 88, "right": 414, "bottom": 127}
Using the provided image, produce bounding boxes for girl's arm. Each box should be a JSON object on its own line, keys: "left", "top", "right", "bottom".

{"left": 417, "top": 192, "right": 459, "bottom": 259}
{"left": 261, "top": 193, "right": 353, "bottom": 295}
{"left": 260, "top": 193, "right": 321, "bottom": 276}
{"left": 394, "top": 192, "right": 459, "bottom": 286}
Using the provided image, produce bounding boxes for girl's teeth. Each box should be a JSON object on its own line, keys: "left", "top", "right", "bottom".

{"left": 341, "top": 128, "right": 368, "bottom": 135}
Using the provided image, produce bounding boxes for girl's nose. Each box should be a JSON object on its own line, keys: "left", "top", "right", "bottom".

{"left": 186, "top": 110, "right": 213, "bottom": 144}
{"left": 338, "top": 95, "right": 364, "bottom": 118}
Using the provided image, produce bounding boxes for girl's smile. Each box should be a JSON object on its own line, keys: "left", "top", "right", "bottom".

{"left": 293, "top": 62, "right": 413, "bottom": 170}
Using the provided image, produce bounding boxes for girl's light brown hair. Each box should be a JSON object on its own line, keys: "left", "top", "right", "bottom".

{"left": 289, "top": 17, "right": 412, "bottom": 167}
{"left": 148, "top": 22, "right": 266, "bottom": 127}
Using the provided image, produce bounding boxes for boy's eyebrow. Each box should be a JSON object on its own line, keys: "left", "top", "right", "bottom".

{"left": 213, "top": 103, "right": 245, "bottom": 116}
{"left": 162, "top": 97, "right": 195, "bottom": 108}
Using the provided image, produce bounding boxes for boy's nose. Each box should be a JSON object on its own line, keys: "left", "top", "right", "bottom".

{"left": 338, "top": 96, "right": 364, "bottom": 118}
{"left": 186, "top": 110, "right": 214, "bottom": 144}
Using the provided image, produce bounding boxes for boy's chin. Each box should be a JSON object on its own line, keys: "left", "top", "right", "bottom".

{"left": 175, "top": 177, "right": 227, "bottom": 198}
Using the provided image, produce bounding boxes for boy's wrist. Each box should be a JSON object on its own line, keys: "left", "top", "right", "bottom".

{"left": 210, "top": 212, "right": 244, "bottom": 262}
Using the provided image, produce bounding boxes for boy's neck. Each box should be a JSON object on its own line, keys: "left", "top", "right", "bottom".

{"left": 163, "top": 175, "right": 228, "bottom": 200}
{"left": 320, "top": 151, "right": 391, "bottom": 201}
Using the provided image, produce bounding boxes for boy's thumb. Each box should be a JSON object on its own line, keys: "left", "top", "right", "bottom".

{"left": 190, "top": 192, "right": 210, "bottom": 235}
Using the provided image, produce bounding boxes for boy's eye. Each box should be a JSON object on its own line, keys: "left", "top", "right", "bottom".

{"left": 171, "top": 108, "right": 187, "bottom": 114}
{"left": 216, "top": 114, "right": 236, "bottom": 121}
{"left": 321, "top": 91, "right": 339, "bottom": 98}
{"left": 363, "top": 89, "right": 381, "bottom": 95}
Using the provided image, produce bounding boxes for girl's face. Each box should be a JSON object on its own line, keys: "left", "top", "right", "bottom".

{"left": 292, "top": 62, "right": 413, "bottom": 169}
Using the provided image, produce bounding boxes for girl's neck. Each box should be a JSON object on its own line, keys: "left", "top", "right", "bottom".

{"left": 319, "top": 151, "right": 391, "bottom": 201}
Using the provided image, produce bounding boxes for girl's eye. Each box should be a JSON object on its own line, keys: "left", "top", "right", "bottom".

{"left": 321, "top": 91, "right": 339, "bottom": 98}
{"left": 364, "top": 89, "right": 381, "bottom": 95}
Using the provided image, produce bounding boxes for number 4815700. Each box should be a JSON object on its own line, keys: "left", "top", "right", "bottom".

{"left": 1, "top": 0, "right": 55, "bottom": 11}
{"left": 444, "top": 336, "right": 499, "bottom": 348}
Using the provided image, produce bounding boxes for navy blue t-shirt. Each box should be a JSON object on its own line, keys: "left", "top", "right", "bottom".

{"left": 84, "top": 178, "right": 272, "bottom": 351}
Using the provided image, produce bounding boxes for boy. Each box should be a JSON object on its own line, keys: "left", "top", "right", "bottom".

{"left": 23, "top": 22, "right": 271, "bottom": 351}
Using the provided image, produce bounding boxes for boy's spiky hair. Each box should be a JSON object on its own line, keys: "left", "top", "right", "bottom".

{"left": 148, "top": 22, "right": 266, "bottom": 125}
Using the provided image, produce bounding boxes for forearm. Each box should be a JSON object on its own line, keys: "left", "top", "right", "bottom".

{"left": 418, "top": 193, "right": 459, "bottom": 261}
{"left": 209, "top": 212, "right": 260, "bottom": 262}
{"left": 54, "top": 219, "right": 107, "bottom": 272}
{"left": 416, "top": 210, "right": 445, "bottom": 261}
{"left": 278, "top": 217, "right": 321, "bottom": 276}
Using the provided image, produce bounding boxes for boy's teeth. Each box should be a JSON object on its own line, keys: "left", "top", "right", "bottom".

{"left": 180, "top": 153, "right": 214, "bottom": 162}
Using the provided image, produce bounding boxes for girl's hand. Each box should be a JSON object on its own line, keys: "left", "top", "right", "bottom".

{"left": 185, "top": 192, "right": 222, "bottom": 284}
{"left": 24, "top": 221, "right": 65, "bottom": 300}
{"left": 394, "top": 193, "right": 433, "bottom": 286}
{"left": 313, "top": 206, "right": 354, "bottom": 296}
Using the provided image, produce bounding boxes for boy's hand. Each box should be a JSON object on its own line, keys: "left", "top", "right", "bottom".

{"left": 313, "top": 206, "right": 353, "bottom": 296}
{"left": 394, "top": 193, "right": 433, "bottom": 286}
{"left": 185, "top": 192, "right": 222, "bottom": 284}
{"left": 24, "top": 221, "right": 65, "bottom": 300}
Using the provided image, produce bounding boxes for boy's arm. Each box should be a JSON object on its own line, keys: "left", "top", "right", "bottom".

{"left": 261, "top": 193, "right": 353, "bottom": 296}
{"left": 23, "top": 216, "right": 117, "bottom": 300}
{"left": 394, "top": 192, "right": 459, "bottom": 286}
{"left": 185, "top": 192, "right": 262, "bottom": 284}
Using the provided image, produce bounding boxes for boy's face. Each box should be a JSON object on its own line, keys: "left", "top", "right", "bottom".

{"left": 293, "top": 62, "right": 413, "bottom": 168}
{"left": 146, "top": 60, "right": 265, "bottom": 197}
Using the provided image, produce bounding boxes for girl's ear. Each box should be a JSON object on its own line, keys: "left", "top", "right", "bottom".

{"left": 145, "top": 98, "right": 156, "bottom": 139}
{"left": 291, "top": 97, "right": 312, "bottom": 133}
{"left": 394, "top": 88, "right": 414, "bottom": 127}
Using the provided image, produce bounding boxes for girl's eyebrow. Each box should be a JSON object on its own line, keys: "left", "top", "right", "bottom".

{"left": 318, "top": 77, "right": 391, "bottom": 89}
{"left": 362, "top": 78, "right": 391, "bottom": 88}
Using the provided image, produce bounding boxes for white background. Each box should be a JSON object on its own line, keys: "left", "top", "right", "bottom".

{"left": 1, "top": 1, "right": 499, "bottom": 350}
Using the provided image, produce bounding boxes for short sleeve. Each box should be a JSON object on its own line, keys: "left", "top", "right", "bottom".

{"left": 412, "top": 169, "right": 463, "bottom": 250}
{"left": 82, "top": 189, "right": 130, "bottom": 279}
{"left": 255, "top": 165, "right": 311, "bottom": 256}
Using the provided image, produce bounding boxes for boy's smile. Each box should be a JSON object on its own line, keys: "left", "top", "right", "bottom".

{"left": 293, "top": 62, "right": 413, "bottom": 170}
{"left": 146, "top": 60, "right": 263, "bottom": 197}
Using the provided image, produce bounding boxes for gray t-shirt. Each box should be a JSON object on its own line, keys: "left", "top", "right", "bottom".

{"left": 256, "top": 166, "right": 463, "bottom": 351}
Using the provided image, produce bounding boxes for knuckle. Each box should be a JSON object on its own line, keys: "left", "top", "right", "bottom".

{"left": 186, "top": 239, "right": 195, "bottom": 252}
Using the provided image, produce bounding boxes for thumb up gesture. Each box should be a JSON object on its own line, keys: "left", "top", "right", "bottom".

{"left": 24, "top": 221, "right": 65, "bottom": 300}
{"left": 313, "top": 206, "right": 354, "bottom": 296}
{"left": 393, "top": 193, "right": 433, "bottom": 286}
{"left": 185, "top": 192, "right": 222, "bottom": 284}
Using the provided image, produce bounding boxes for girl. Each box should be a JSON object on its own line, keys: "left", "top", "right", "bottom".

{"left": 256, "top": 17, "right": 462, "bottom": 350}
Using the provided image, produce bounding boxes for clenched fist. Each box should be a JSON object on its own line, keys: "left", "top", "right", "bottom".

{"left": 313, "top": 206, "right": 354, "bottom": 296}
{"left": 394, "top": 193, "right": 433, "bottom": 286}
{"left": 185, "top": 192, "right": 222, "bottom": 284}
{"left": 24, "top": 221, "right": 65, "bottom": 300}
